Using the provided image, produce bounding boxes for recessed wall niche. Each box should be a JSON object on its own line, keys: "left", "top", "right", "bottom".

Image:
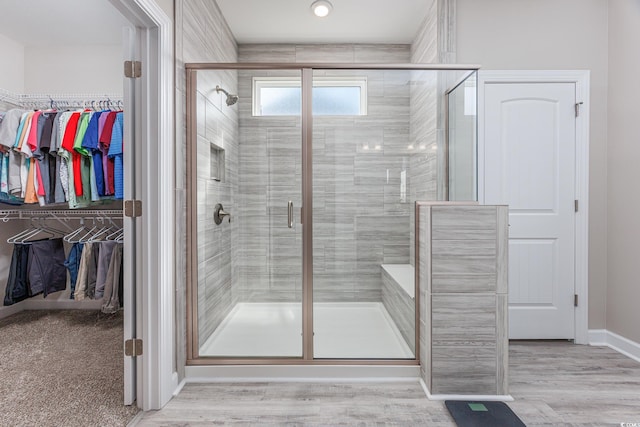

{"left": 209, "top": 140, "right": 225, "bottom": 182}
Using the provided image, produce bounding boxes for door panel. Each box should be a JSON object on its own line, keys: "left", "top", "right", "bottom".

{"left": 195, "top": 69, "right": 303, "bottom": 358}
{"left": 484, "top": 82, "right": 575, "bottom": 339}
{"left": 122, "top": 26, "right": 137, "bottom": 406}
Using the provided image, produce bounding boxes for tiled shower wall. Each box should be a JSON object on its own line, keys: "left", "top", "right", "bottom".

{"left": 195, "top": 69, "right": 239, "bottom": 343}
{"left": 236, "top": 44, "right": 420, "bottom": 303}
{"left": 175, "top": 0, "right": 238, "bottom": 357}
{"left": 409, "top": 1, "right": 439, "bottom": 266}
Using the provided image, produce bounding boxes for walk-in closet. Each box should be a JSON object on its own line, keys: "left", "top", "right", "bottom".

{"left": 0, "top": 1, "right": 139, "bottom": 425}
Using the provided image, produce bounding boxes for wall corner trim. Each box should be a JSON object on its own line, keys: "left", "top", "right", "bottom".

{"left": 588, "top": 329, "right": 640, "bottom": 363}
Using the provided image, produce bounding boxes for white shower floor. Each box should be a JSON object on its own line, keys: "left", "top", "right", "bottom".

{"left": 199, "top": 302, "right": 414, "bottom": 359}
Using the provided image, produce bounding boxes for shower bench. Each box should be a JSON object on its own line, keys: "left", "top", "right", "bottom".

{"left": 381, "top": 264, "right": 415, "bottom": 352}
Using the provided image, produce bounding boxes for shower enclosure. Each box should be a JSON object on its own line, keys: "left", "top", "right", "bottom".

{"left": 186, "top": 63, "right": 478, "bottom": 364}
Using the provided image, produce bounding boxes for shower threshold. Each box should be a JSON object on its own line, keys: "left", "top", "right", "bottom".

{"left": 199, "top": 302, "right": 414, "bottom": 359}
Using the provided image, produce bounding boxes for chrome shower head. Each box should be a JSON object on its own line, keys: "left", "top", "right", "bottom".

{"left": 215, "top": 85, "right": 239, "bottom": 106}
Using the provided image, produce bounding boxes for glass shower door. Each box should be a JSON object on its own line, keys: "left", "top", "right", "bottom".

{"left": 311, "top": 69, "right": 418, "bottom": 359}
{"left": 192, "top": 69, "right": 303, "bottom": 358}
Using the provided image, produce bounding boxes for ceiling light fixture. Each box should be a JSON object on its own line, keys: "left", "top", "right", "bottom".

{"left": 311, "top": 0, "right": 333, "bottom": 18}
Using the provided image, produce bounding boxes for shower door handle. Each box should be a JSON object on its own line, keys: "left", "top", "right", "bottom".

{"left": 287, "top": 201, "right": 294, "bottom": 228}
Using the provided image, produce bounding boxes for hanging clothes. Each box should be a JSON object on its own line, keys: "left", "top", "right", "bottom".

{"left": 27, "top": 238, "right": 67, "bottom": 297}
{"left": 72, "top": 111, "right": 92, "bottom": 208}
{"left": 33, "top": 111, "right": 58, "bottom": 205}
{"left": 107, "top": 112, "right": 124, "bottom": 200}
{"left": 0, "top": 109, "right": 26, "bottom": 150}
{"left": 74, "top": 241, "right": 95, "bottom": 301}
{"left": 1, "top": 105, "right": 123, "bottom": 208}
{"left": 101, "top": 243, "right": 123, "bottom": 314}
{"left": 98, "top": 112, "right": 113, "bottom": 196}
{"left": 100, "top": 111, "right": 118, "bottom": 196}
{"left": 0, "top": 152, "right": 23, "bottom": 205}
{"left": 49, "top": 112, "right": 66, "bottom": 204}
{"left": 95, "top": 240, "right": 117, "bottom": 300}
{"left": 82, "top": 111, "right": 105, "bottom": 199}
{"left": 0, "top": 109, "right": 21, "bottom": 205}
{"left": 64, "top": 242, "right": 84, "bottom": 300}
{"left": 3, "top": 243, "right": 30, "bottom": 306}
{"left": 57, "top": 111, "right": 76, "bottom": 205}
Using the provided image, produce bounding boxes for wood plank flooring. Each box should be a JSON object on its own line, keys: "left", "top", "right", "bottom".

{"left": 132, "top": 342, "right": 640, "bottom": 426}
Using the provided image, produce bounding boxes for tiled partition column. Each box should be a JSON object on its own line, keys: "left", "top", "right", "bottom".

{"left": 418, "top": 202, "right": 509, "bottom": 396}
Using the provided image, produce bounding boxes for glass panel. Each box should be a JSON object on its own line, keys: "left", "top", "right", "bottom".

{"left": 195, "top": 69, "right": 303, "bottom": 358}
{"left": 311, "top": 69, "right": 425, "bottom": 359}
{"left": 260, "top": 87, "right": 301, "bottom": 116}
{"left": 313, "top": 86, "right": 361, "bottom": 115}
{"left": 447, "top": 71, "right": 478, "bottom": 201}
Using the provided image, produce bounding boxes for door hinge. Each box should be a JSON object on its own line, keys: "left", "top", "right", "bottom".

{"left": 124, "top": 200, "right": 142, "bottom": 218}
{"left": 124, "top": 338, "right": 143, "bottom": 357}
{"left": 124, "top": 60, "right": 142, "bottom": 78}
{"left": 575, "top": 102, "right": 583, "bottom": 117}
{"left": 574, "top": 199, "right": 579, "bottom": 212}
{"left": 574, "top": 294, "right": 579, "bottom": 307}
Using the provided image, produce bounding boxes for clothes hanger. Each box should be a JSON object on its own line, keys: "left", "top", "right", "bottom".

{"left": 76, "top": 217, "right": 100, "bottom": 243}
{"left": 7, "top": 226, "right": 38, "bottom": 244}
{"left": 64, "top": 219, "right": 90, "bottom": 243}
{"left": 15, "top": 218, "right": 55, "bottom": 244}
{"left": 105, "top": 227, "right": 124, "bottom": 241}
{"left": 36, "top": 217, "right": 67, "bottom": 236}
{"left": 88, "top": 224, "right": 117, "bottom": 242}
{"left": 7, "top": 217, "right": 40, "bottom": 244}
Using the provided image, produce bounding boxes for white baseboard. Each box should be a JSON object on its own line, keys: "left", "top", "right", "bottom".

{"left": 419, "top": 379, "right": 514, "bottom": 402}
{"left": 173, "top": 377, "right": 186, "bottom": 397}
{"left": 0, "top": 301, "right": 27, "bottom": 319}
{"left": 0, "top": 298, "right": 103, "bottom": 320}
{"left": 589, "top": 329, "right": 640, "bottom": 363}
{"left": 23, "top": 299, "right": 103, "bottom": 310}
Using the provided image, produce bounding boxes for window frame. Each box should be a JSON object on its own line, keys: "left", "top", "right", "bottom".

{"left": 252, "top": 76, "right": 368, "bottom": 117}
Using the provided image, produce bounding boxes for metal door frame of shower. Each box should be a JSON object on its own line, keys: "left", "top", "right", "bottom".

{"left": 185, "top": 62, "right": 480, "bottom": 366}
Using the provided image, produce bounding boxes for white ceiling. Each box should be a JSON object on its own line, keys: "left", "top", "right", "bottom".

{"left": 216, "top": 0, "right": 431, "bottom": 44}
{"left": 0, "top": 0, "right": 130, "bottom": 46}
{"left": 0, "top": 0, "right": 430, "bottom": 46}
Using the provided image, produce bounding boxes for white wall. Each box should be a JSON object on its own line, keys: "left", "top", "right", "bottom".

{"left": 155, "top": 0, "right": 174, "bottom": 21}
{"left": 24, "top": 44, "right": 123, "bottom": 94}
{"left": 456, "top": 0, "right": 609, "bottom": 329}
{"left": 0, "top": 33, "right": 25, "bottom": 93}
{"left": 607, "top": 0, "right": 640, "bottom": 343}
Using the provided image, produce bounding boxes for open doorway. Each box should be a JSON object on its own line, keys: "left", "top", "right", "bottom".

{"left": 0, "top": 0, "right": 175, "bottom": 421}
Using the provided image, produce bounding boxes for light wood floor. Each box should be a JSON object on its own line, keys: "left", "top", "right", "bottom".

{"left": 132, "top": 342, "right": 640, "bottom": 426}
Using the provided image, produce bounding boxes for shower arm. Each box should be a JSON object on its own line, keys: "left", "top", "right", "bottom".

{"left": 215, "top": 85, "right": 230, "bottom": 97}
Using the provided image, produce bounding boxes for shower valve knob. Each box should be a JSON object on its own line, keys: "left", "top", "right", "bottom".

{"left": 214, "top": 203, "right": 231, "bottom": 225}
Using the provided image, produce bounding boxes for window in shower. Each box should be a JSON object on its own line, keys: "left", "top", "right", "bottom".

{"left": 252, "top": 76, "right": 367, "bottom": 116}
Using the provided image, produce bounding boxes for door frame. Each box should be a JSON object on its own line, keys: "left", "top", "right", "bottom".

{"left": 477, "top": 70, "right": 590, "bottom": 344}
{"left": 109, "top": 0, "right": 176, "bottom": 410}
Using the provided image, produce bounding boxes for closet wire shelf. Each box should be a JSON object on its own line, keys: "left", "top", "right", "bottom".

{"left": 0, "top": 88, "right": 123, "bottom": 110}
{"left": 0, "top": 210, "right": 124, "bottom": 221}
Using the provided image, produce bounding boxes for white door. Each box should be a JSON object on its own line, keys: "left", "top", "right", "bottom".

{"left": 483, "top": 82, "right": 576, "bottom": 339}
{"left": 122, "top": 26, "right": 138, "bottom": 406}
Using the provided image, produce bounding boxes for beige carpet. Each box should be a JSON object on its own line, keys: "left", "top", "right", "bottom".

{"left": 0, "top": 310, "right": 139, "bottom": 427}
